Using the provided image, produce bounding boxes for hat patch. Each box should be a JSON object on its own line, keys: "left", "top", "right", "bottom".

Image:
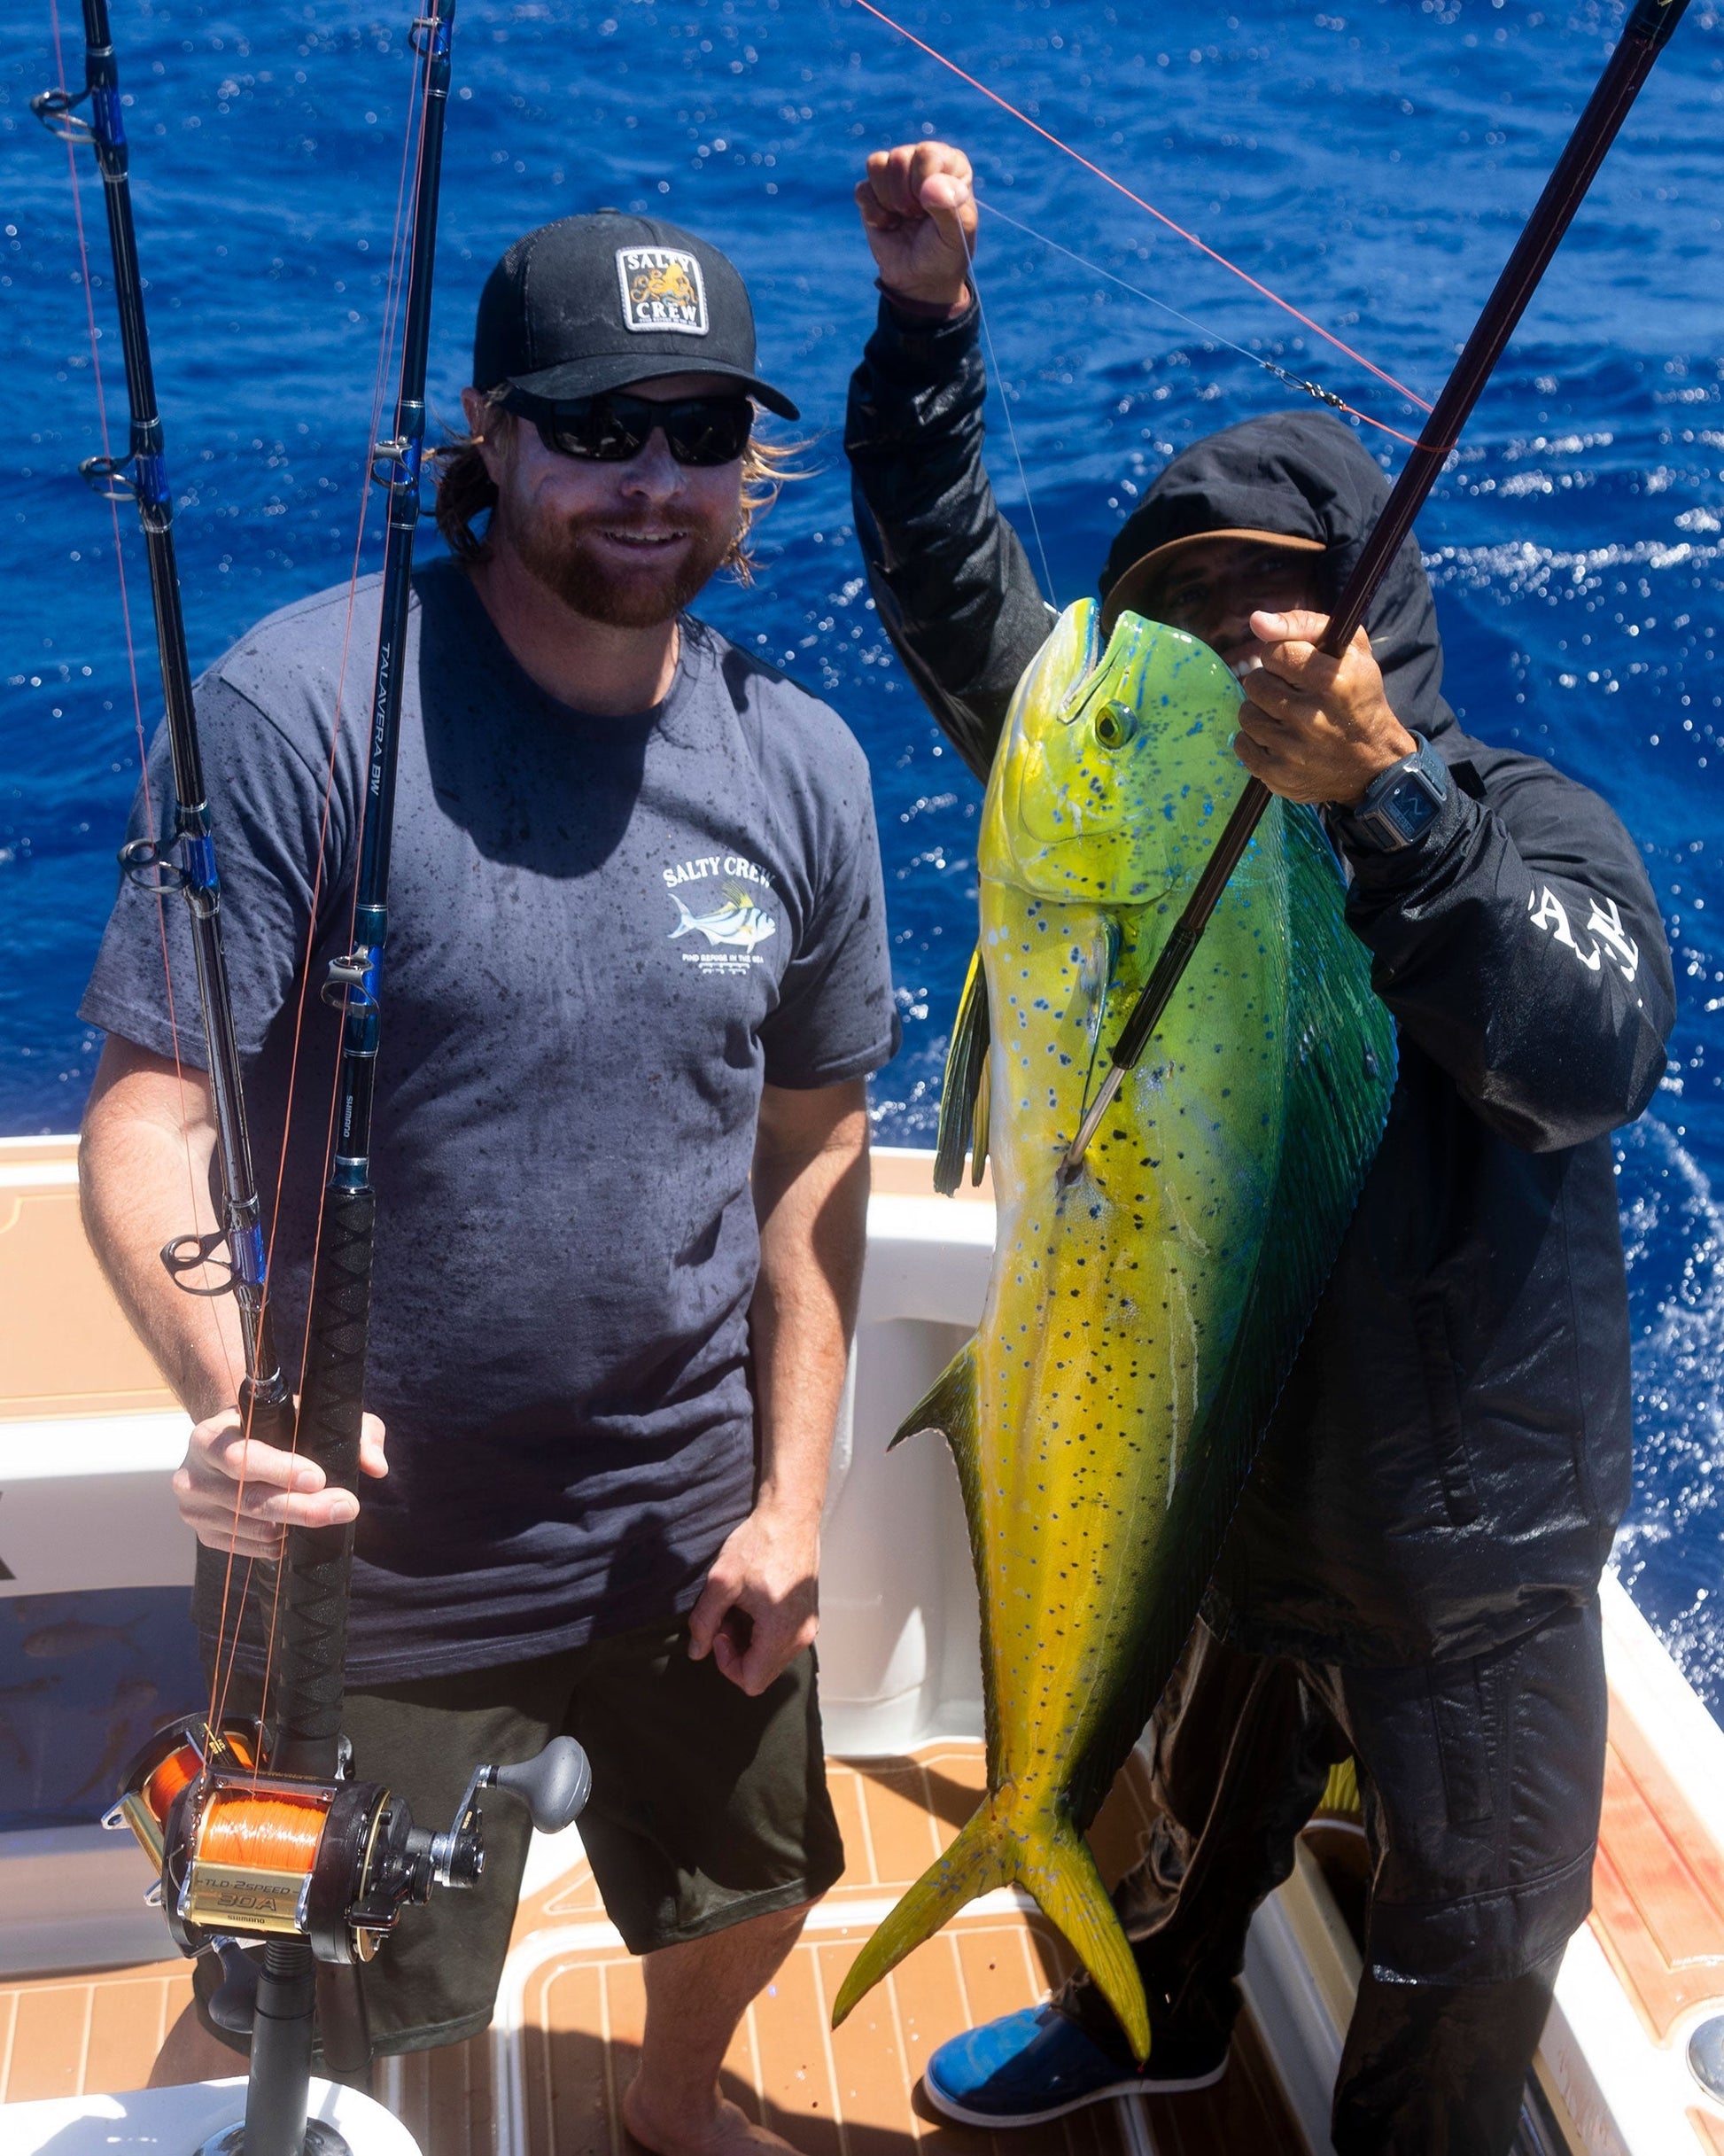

{"left": 617, "top": 246, "right": 708, "bottom": 337}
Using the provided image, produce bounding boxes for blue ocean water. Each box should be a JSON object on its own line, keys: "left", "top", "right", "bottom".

{"left": 0, "top": 0, "right": 1720, "bottom": 1786}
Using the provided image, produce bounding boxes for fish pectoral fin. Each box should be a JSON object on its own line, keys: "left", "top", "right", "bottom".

{"left": 830, "top": 1791, "right": 1151, "bottom": 2066}
{"left": 934, "top": 948, "right": 991, "bottom": 1197}
{"left": 1071, "top": 915, "right": 1123, "bottom": 1122}
{"left": 888, "top": 1343, "right": 976, "bottom": 1454}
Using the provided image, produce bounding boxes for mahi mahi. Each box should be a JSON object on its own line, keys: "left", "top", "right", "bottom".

{"left": 831, "top": 601, "right": 1396, "bottom": 2059}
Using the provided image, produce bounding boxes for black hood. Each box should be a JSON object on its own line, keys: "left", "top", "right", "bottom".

{"left": 1101, "top": 410, "right": 1455, "bottom": 739}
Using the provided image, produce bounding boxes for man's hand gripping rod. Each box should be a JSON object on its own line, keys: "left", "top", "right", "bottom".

{"left": 1062, "top": 0, "right": 1690, "bottom": 1182}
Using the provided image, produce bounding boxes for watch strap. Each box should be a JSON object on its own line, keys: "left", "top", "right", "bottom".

{"left": 1337, "top": 733, "right": 1448, "bottom": 852}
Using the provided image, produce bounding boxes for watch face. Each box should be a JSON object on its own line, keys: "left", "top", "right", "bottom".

{"left": 1386, "top": 774, "right": 1442, "bottom": 842}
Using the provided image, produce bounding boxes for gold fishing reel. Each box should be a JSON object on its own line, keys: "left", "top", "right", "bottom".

{"left": 109, "top": 1715, "right": 591, "bottom": 1965}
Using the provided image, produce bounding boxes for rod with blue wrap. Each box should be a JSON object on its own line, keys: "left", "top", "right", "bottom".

{"left": 33, "top": 0, "right": 296, "bottom": 1457}
{"left": 1062, "top": 0, "right": 1692, "bottom": 1178}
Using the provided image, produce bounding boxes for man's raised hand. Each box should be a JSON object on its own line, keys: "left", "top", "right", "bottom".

{"left": 173, "top": 1405, "right": 388, "bottom": 1560}
{"left": 855, "top": 141, "right": 976, "bottom": 313}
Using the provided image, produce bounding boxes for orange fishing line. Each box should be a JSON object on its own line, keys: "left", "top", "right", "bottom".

{"left": 139, "top": 1739, "right": 201, "bottom": 1828}
{"left": 198, "top": 1787, "right": 328, "bottom": 1874}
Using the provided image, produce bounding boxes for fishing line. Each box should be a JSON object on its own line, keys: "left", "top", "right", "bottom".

{"left": 197, "top": 1785, "right": 329, "bottom": 1875}
{"left": 845, "top": 0, "right": 1432, "bottom": 419}
{"left": 234, "top": 58, "right": 435, "bottom": 1770}
{"left": 262, "top": 0, "right": 459, "bottom": 1810}
{"left": 965, "top": 237, "right": 1056, "bottom": 601}
{"left": 975, "top": 199, "right": 1428, "bottom": 452}
{"left": 213, "top": 143, "right": 424, "bottom": 1753}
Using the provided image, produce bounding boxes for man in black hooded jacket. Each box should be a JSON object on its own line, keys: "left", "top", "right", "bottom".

{"left": 843, "top": 142, "right": 1675, "bottom": 2155}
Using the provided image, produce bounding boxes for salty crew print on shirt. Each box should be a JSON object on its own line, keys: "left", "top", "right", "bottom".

{"left": 664, "top": 852, "right": 780, "bottom": 972}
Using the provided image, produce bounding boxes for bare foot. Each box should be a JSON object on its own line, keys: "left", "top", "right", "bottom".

{"left": 622, "top": 2080, "right": 805, "bottom": 2155}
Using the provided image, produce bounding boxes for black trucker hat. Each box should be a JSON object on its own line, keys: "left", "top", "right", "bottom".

{"left": 472, "top": 212, "right": 799, "bottom": 419}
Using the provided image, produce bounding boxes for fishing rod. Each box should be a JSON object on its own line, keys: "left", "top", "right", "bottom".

{"left": 268, "top": 0, "right": 456, "bottom": 1794}
{"left": 1062, "top": 0, "right": 1692, "bottom": 1179}
{"left": 33, "top": 1, "right": 296, "bottom": 1453}
{"left": 238, "top": 0, "right": 456, "bottom": 2130}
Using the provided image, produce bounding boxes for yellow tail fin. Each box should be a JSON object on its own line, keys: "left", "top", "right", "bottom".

{"left": 1319, "top": 1755, "right": 1361, "bottom": 1816}
{"left": 829, "top": 1790, "right": 1151, "bottom": 2064}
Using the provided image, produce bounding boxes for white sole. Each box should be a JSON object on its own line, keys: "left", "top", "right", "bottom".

{"left": 921, "top": 2056, "right": 1229, "bottom": 2128}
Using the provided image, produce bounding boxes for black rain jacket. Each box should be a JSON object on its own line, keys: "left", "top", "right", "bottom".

{"left": 846, "top": 299, "right": 1675, "bottom": 1665}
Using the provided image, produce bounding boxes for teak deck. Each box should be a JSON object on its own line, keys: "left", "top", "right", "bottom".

{"left": 0, "top": 1740, "right": 1302, "bottom": 2154}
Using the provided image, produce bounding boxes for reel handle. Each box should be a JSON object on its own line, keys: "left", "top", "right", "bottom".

{"left": 486, "top": 1735, "right": 592, "bottom": 1835}
{"left": 426, "top": 1734, "right": 591, "bottom": 1891}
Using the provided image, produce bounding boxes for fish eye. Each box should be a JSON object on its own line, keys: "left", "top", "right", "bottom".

{"left": 1094, "top": 702, "right": 1138, "bottom": 749}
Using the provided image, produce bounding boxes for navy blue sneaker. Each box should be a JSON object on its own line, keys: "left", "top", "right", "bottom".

{"left": 921, "top": 2004, "right": 1229, "bottom": 2127}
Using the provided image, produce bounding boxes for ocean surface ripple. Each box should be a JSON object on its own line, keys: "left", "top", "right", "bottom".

{"left": 2, "top": 0, "right": 1721, "bottom": 1709}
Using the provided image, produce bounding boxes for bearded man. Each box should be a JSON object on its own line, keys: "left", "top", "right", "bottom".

{"left": 79, "top": 214, "right": 897, "bottom": 2156}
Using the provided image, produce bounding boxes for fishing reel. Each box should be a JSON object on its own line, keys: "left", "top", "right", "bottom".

{"left": 108, "top": 1714, "right": 591, "bottom": 1966}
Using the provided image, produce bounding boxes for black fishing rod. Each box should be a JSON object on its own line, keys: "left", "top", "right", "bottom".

{"left": 268, "top": 0, "right": 455, "bottom": 1791}
{"left": 241, "top": 0, "right": 458, "bottom": 2135}
{"left": 34, "top": 2, "right": 296, "bottom": 1451}
{"left": 1063, "top": 0, "right": 1692, "bottom": 1177}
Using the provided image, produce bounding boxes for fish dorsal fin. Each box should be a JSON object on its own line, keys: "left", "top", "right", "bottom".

{"left": 935, "top": 948, "right": 991, "bottom": 1196}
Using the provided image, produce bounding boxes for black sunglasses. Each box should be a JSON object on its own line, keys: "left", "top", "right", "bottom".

{"left": 506, "top": 388, "right": 755, "bottom": 468}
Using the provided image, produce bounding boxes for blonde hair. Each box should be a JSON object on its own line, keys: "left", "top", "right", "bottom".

{"left": 431, "top": 392, "right": 809, "bottom": 584}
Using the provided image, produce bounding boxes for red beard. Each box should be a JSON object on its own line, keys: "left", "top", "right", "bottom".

{"left": 509, "top": 500, "right": 736, "bottom": 628}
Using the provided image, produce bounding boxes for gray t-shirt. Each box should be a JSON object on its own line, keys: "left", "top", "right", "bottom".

{"left": 82, "top": 559, "right": 898, "bottom": 1682}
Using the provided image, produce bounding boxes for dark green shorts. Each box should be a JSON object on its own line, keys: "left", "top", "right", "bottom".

{"left": 194, "top": 1615, "right": 843, "bottom": 2057}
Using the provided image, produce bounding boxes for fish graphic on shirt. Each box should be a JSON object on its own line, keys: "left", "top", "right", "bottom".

{"left": 668, "top": 884, "right": 778, "bottom": 952}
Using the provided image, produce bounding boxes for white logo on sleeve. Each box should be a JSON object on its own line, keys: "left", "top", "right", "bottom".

{"left": 1527, "top": 884, "right": 1641, "bottom": 985}
{"left": 663, "top": 852, "right": 779, "bottom": 974}
{"left": 617, "top": 247, "right": 709, "bottom": 336}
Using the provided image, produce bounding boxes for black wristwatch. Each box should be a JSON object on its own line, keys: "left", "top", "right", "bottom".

{"left": 1336, "top": 733, "right": 1448, "bottom": 851}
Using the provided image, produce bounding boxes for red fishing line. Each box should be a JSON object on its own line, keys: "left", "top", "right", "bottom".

{"left": 847, "top": 0, "right": 1433, "bottom": 419}
{"left": 973, "top": 199, "right": 1430, "bottom": 452}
